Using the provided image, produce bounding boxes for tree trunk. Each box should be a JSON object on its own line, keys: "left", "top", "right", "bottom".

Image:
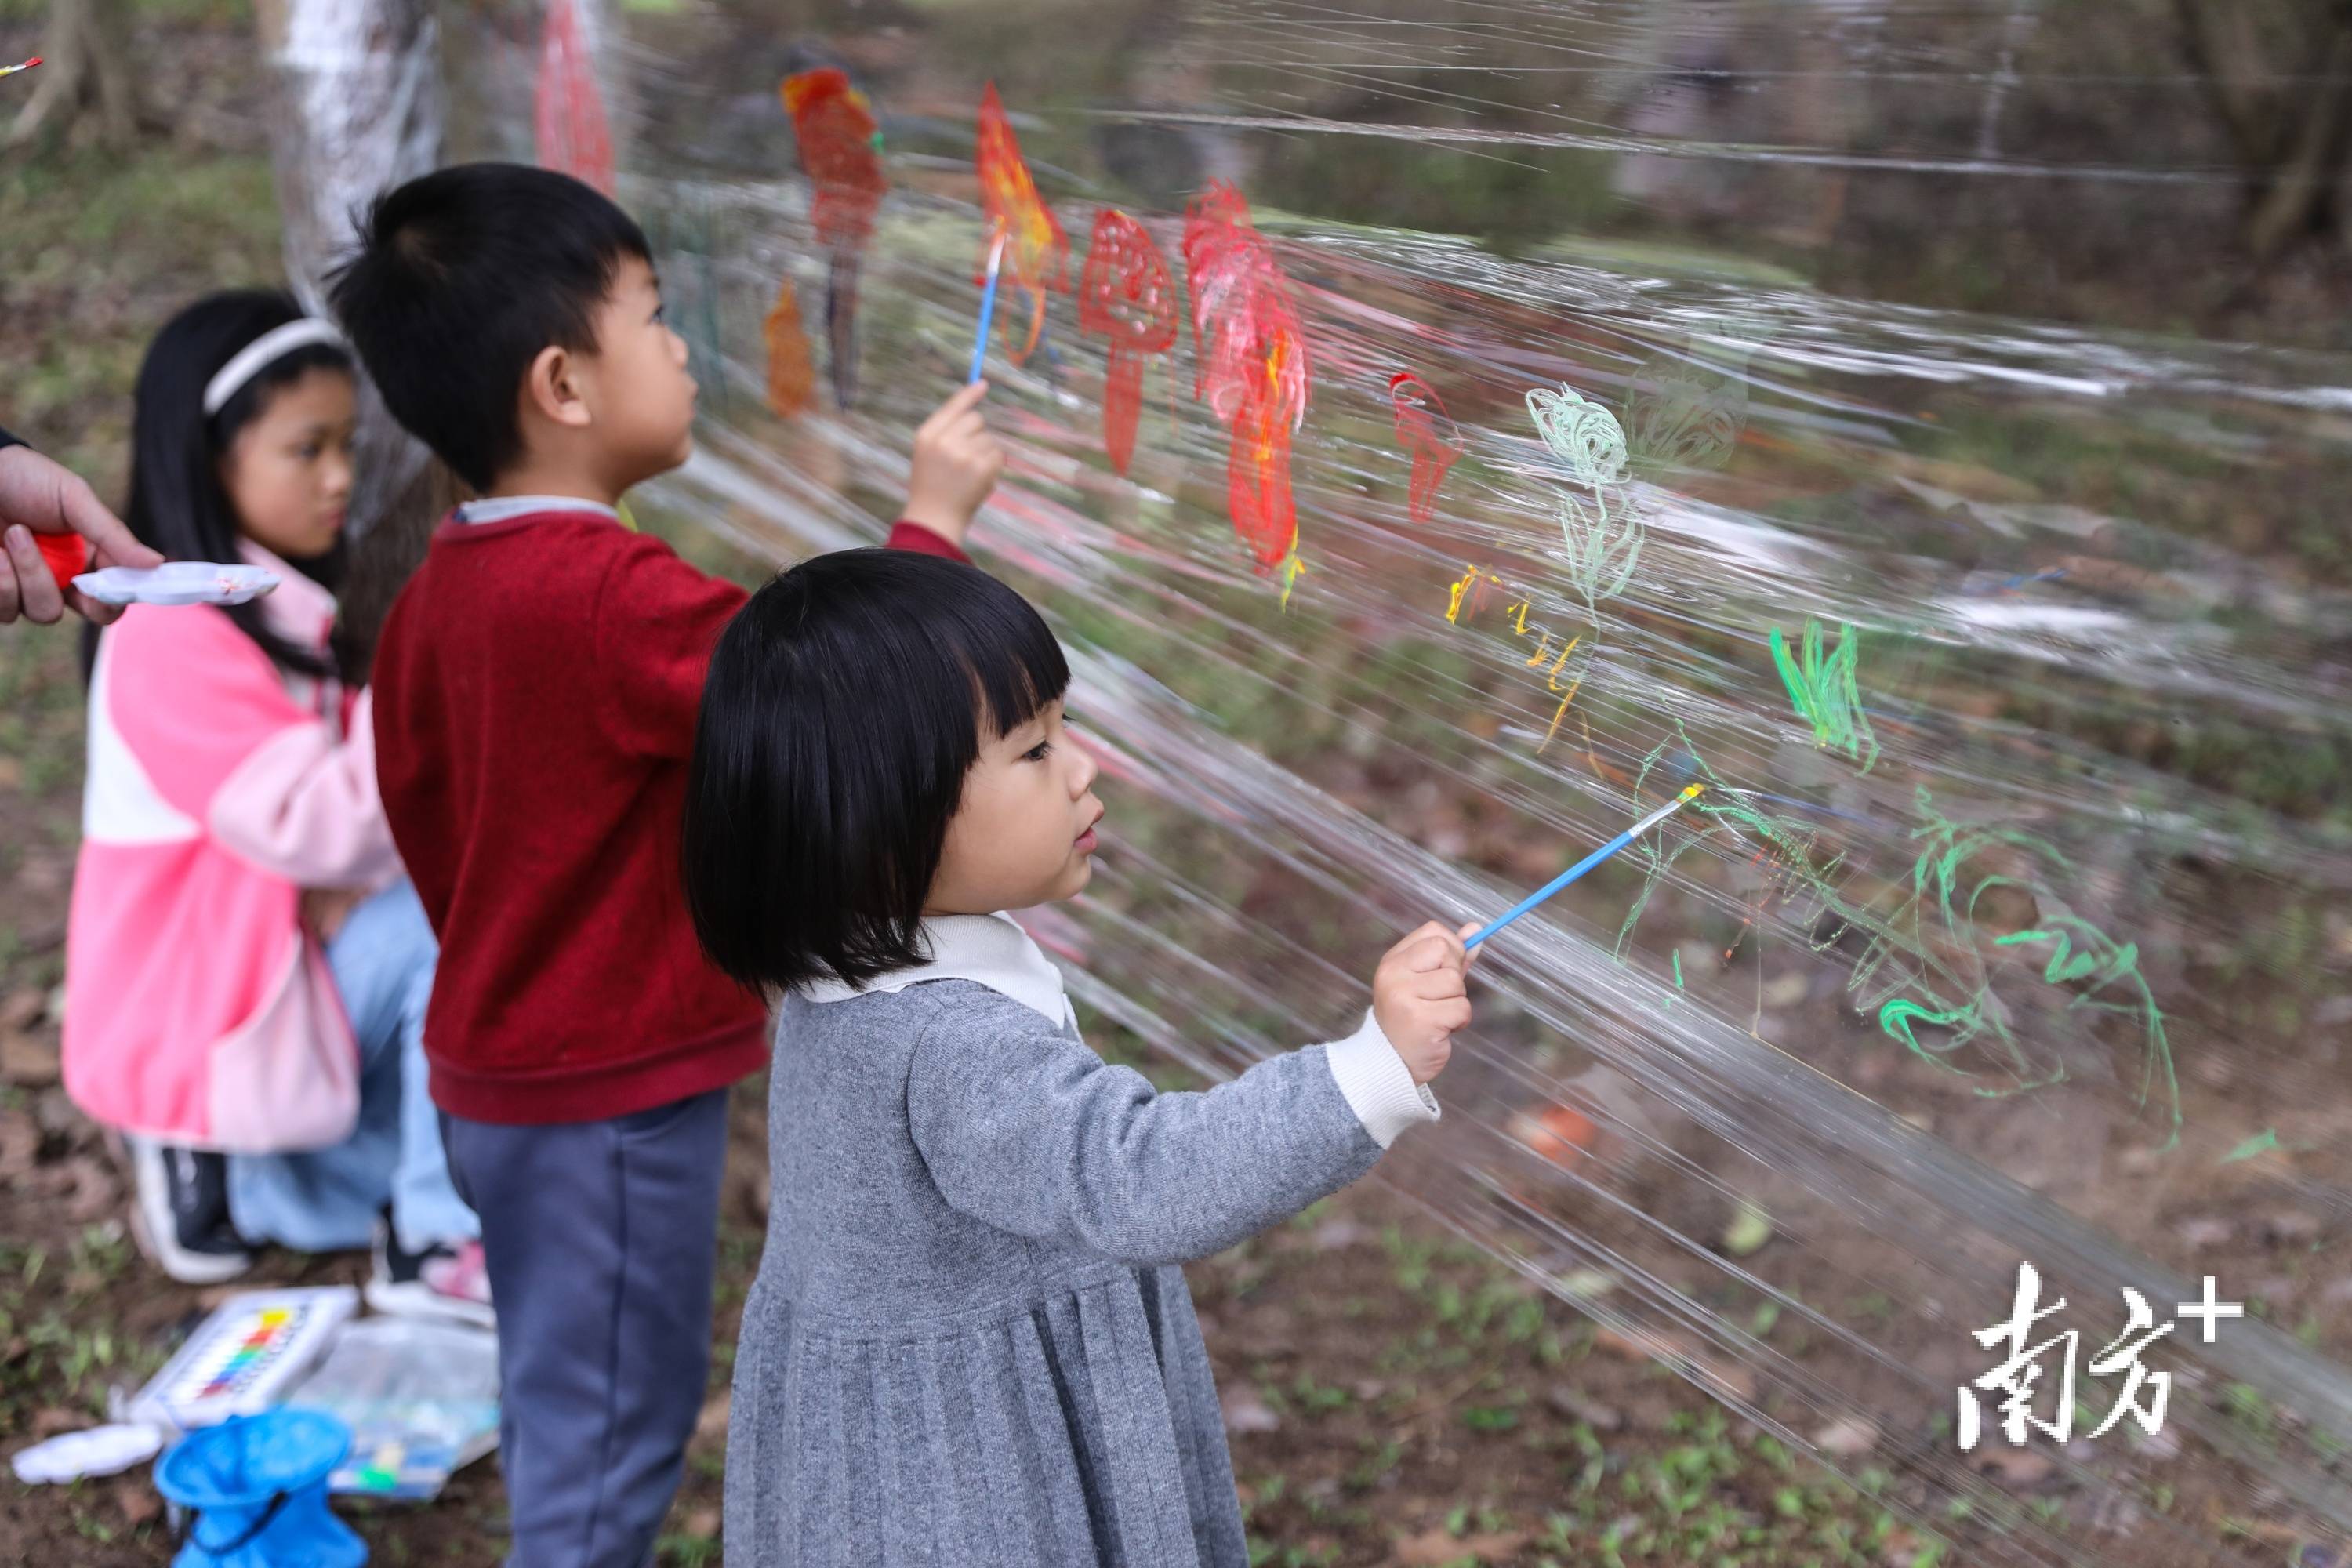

{"left": 6, "top": 0, "right": 136, "bottom": 149}
{"left": 2172, "top": 0, "right": 2352, "bottom": 263}
{"left": 2245, "top": 21, "right": 2352, "bottom": 259}
{"left": 254, "top": 0, "right": 453, "bottom": 678}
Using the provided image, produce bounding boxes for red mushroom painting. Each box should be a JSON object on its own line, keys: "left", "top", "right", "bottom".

{"left": 1076, "top": 209, "right": 1178, "bottom": 476}
{"left": 1182, "top": 181, "right": 1310, "bottom": 573}
{"left": 1389, "top": 371, "right": 1465, "bottom": 526}
{"left": 781, "top": 67, "right": 887, "bottom": 409}
{"left": 974, "top": 82, "right": 1070, "bottom": 366}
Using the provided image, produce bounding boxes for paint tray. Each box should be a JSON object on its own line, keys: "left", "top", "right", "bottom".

{"left": 286, "top": 1316, "right": 501, "bottom": 1501}
{"left": 128, "top": 1287, "right": 358, "bottom": 1433}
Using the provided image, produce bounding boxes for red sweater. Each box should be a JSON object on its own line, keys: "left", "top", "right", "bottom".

{"left": 372, "top": 507, "right": 967, "bottom": 1123}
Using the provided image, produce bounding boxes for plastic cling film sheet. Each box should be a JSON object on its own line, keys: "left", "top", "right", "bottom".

{"left": 444, "top": 2, "right": 2352, "bottom": 1561}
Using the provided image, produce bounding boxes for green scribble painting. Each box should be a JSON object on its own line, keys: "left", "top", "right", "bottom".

{"left": 1771, "top": 619, "right": 1878, "bottom": 771}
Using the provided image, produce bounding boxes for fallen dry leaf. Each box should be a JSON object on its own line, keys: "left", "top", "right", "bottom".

{"left": 1814, "top": 1416, "right": 1878, "bottom": 1457}
{"left": 0, "top": 1109, "right": 39, "bottom": 1181}
{"left": 1508, "top": 1102, "right": 1599, "bottom": 1175}
{"left": 1393, "top": 1526, "right": 1530, "bottom": 1566}
{"left": 1, "top": 987, "right": 47, "bottom": 1033}
{"left": 1596, "top": 1324, "right": 1686, "bottom": 1363}
{"left": 1220, "top": 1384, "right": 1280, "bottom": 1435}
{"left": 1695, "top": 1356, "right": 1759, "bottom": 1403}
{"left": 32, "top": 1406, "right": 87, "bottom": 1439}
{"left": 115, "top": 1480, "right": 161, "bottom": 1527}
{"left": 53, "top": 1154, "right": 119, "bottom": 1222}
{"left": 1969, "top": 1446, "right": 2056, "bottom": 1486}
{"left": 1545, "top": 1385, "right": 1624, "bottom": 1432}
{"left": 0, "top": 1030, "right": 60, "bottom": 1088}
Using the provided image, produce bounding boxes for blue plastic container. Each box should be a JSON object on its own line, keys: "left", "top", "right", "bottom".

{"left": 154, "top": 1410, "right": 367, "bottom": 1568}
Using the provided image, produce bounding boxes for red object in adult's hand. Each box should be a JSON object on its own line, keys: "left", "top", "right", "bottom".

{"left": 34, "top": 528, "right": 89, "bottom": 590}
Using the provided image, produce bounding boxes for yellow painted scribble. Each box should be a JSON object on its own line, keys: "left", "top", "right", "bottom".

{"left": 1446, "top": 562, "right": 1481, "bottom": 625}
{"left": 1577, "top": 712, "right": 1635, "bottom": 789}
{"left": 1447, "top": 561, "right": 1599, "bottom": 753}
{"left": 1279, "top": 553, "right": 1308, "bottom": 609}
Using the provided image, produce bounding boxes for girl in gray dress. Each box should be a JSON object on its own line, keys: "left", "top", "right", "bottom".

{"left": 682, "top": 548, "right": 1475, "bottom": 1568}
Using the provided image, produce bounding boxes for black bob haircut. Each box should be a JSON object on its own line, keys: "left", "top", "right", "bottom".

{"left": 684, "top": 549, "right": 1071, "bottom": 995}
{"left": 325, "top": 162, "right": 650, "bottom": 492}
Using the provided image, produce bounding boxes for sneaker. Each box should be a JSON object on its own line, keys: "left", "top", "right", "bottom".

{"left": 125, "top": 1138, "right": 252, "bottom": 1286}
{"left": 366, "top": 1214, "right": 495, "bottom": 1328}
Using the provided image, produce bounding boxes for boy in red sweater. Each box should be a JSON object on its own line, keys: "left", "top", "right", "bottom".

{"left": 328, "top": 163, "right": 1003, "bottom": 1566}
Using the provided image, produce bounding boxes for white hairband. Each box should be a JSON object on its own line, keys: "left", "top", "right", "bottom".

{"left": 202, "top": 319, "right": 348, "bottom": 417}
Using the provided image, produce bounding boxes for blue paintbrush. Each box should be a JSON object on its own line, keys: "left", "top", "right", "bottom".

{"left": 968, "top": 228, "right": 1007, "bottom": 384}
{"left": 1466, "top": 784, "right": 1707, "bottom": 949}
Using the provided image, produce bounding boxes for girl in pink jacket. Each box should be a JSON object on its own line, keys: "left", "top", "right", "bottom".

{"left": 64, "top": 291, "right": 485, "bottom": 1320}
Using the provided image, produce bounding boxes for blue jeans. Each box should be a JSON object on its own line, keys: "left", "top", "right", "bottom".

{"left": 227, "top": 880, "right": 477, "bottom": 1254}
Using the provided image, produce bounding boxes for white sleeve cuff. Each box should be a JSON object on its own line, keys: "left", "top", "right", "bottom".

{"left": 1323, "top": 1008, "right": 1440, "bottom": 1149}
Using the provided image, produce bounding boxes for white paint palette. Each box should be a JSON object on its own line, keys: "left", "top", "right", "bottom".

{"left": 74, "top": 562, "right": 279, "bottom": 607}
{"left": 128, "top": 1287, "right": 358, "bottom": 1431}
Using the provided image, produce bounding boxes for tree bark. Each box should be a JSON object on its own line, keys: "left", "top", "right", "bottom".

{"left": 6, "top": 0, "right": 136, "bottom": 149}
{"left": 254, "top": 0, "right": 453, "bottom": 677}
{"left": 2172, "top": 0, "right": 2352, "bottom": 262}
{"left": 2245, "top": 21, "right": 2352, "bottom": 259}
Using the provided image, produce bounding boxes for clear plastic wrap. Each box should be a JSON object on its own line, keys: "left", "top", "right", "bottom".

{"left": 441, "top": 4, "right": 2352, "bottom": 1559}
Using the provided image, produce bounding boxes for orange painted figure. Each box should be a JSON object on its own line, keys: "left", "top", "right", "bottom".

{"left": 1182, "top": 181, "right": 1310, "bottom": 572}
{"left": 974, "top": 82, "right": 1070, "bottom": 365}
{"left": 1076, "top": 209, "right": 1178, "bottom": 476}
{"left": 535, "top": 0, "right": 615, "bottom": 196}
{"left": 1389, "top": 371, "right": 1465, "bottom": 526}
{"left": 763, "top": 278, "right": 816, "bottom": 420}
{"left": 781, "top": 67, "right": 887, "bottom": 408}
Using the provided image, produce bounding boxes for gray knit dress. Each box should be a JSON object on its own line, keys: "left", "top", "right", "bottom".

{"left": 723, "top": 914, "right": 1437, "bottom": 1568}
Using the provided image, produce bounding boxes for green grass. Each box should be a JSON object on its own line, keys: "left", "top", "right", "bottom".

{"left": 0, "top": 140, "right": 279, "bottom": 476}
{"left": 0, "top": 0, "right": 249, "bottom": 22}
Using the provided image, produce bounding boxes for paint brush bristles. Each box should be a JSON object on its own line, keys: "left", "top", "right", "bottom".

{"left": 1465, "top": 783, "right": 1705, "bottom": 949}
{"left": 967, "top": 228, "right": 1007, "bottom": 384}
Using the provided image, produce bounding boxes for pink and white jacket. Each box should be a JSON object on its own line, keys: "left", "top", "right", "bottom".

{"left": 64, "top": 542, "right": 400, "bottom": 1152}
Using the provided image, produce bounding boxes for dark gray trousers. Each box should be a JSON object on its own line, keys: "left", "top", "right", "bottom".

{"left": 442, "top": 1089, "right": 730, "bottom": 1568}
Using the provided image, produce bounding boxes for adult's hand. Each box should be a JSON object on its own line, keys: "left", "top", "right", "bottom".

{"left": 0, "top": 444, "right": 162, "bottom": 626}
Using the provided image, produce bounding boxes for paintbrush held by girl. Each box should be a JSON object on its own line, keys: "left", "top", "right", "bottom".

{"left": 682, "top": 547, "right": 1476, "bottom": 1566}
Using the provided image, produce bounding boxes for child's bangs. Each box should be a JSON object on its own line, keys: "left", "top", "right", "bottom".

{"left": 942, "top": 585, "right": 1070, "bottom": 740}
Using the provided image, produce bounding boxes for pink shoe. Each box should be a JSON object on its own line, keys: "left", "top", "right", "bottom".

{"left": 366, "top": 1218, "right": 494, "bottom": 1329}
